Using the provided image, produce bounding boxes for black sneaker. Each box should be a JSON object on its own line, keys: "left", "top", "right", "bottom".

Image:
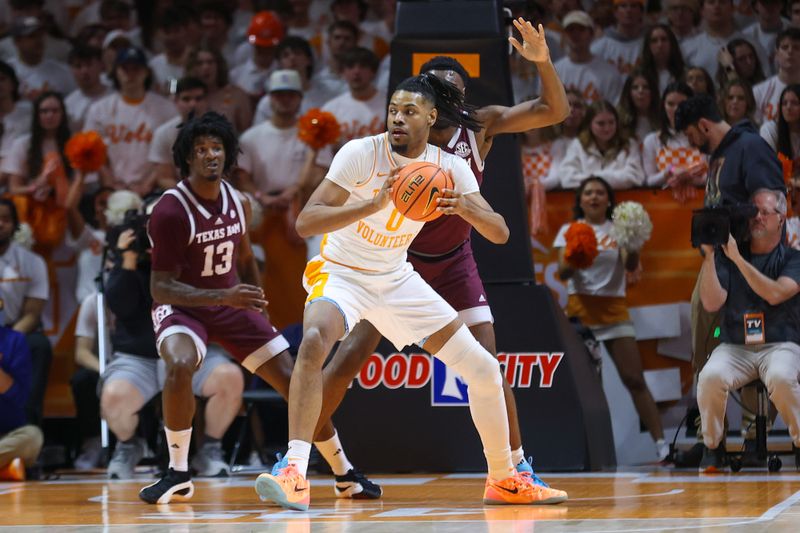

{"left": 674, "top": 442, "right": 704, "bottom": 468}
{"left": 334, "top": 468, "right": 383, "bottom": 499}
{"left": 139, "top": 468, "right": 194, "bottom": 504}
{"left": 699, "top": 444, "right": 727, "bottom": 474}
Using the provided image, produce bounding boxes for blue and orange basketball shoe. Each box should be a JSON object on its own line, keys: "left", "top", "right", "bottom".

{"left": 255, "top": 456, "right": 311, "bottom": 511}
{"left": 484, "top": 470, "right": 568, "bottom": 505}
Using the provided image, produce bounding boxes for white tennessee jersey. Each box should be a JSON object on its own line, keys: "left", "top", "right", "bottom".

{"left": 320, "top": 132, "right": 479, "bottom": 273}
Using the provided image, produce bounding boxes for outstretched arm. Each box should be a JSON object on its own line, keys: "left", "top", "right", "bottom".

{"left": 150, "top": 269, "right": 266, "bottom": 311}
{"left": 482, "top": 19, "right": 569, "bottom": 138}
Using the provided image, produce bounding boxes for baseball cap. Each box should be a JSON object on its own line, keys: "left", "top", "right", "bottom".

{"left": 102, "top": 29, "right": 131, "bottom": 49}
{"left": 268, "top": 69, "right": 302, "bottom": 93}
{"left": 247, "top": 11, "right": 285, "bottom": 48}
{"left": 11, "top": 16, "right": 43, "bottom": 38}
{"left": 115, "top": 46, "right": 148, "bottom": 67}
{"left": 562, "top": 11, "right": 594, "bottom": 29}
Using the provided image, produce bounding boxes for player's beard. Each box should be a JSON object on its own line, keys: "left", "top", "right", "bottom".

{"left": 391, "top": 141, "right": 409, "bottom": 155}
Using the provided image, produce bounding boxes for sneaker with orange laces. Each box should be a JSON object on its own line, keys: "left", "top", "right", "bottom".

{"left": 0, "top": 457, "right": 25, "bottom": 481}
{"left": 255, "top": 456, "right": 311, "bottom": 511}
{"left": 483, "top": 472, "right": 568, "bottom": 505}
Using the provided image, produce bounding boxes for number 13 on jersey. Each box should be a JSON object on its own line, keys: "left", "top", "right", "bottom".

{"left": 201, "top": 241, "right": 234, "bottom": 277}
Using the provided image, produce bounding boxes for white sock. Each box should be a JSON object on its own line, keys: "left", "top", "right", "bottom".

{"left": 165, "top": 427, "right": 192, "bottom": 472}
{"left": 434, "top": 325, "right": 513, "bottom": 480}
{"left": 512, "top": 447, "right": 525, "bottom": 466}
{"left": 314, "top": 430, "right": 354, "bottom": 476}
{"left": 286, "top": 439, "right": 312, "bottom": 478}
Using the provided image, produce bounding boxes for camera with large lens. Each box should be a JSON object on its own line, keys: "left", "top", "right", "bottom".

{"left": 691, "top": 203, "right": 758, "bottom": 247}
{"left": 106, "top": 208, "right": 151, "bottom": 255}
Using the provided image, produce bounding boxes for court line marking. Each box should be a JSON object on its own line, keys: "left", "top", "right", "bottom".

{"left": 576, "top": 489, "right": 800, "bottom": 533}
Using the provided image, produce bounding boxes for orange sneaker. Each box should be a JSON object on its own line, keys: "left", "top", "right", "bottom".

{"left": 483, "top": 472, "right": 568, "bottom": 505}
{"left": 255, "top": 459, "right": 311, "bottom": 511}
{"left": 0, "top": 457, "right": 25, "bottom": 481}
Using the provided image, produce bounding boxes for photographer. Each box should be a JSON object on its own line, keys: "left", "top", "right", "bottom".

{"left": 697, "top": 189, "right": 800, "bottom": 472}
{"left": 676, "top": 94, "right": 786, "bottom": 465}
{"left": 100, "top": 204, "right": 243, "bottom": 479}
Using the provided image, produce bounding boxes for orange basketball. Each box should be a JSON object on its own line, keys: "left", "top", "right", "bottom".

{"left": 391, "top": 162, "right": 454, "bottom": 222}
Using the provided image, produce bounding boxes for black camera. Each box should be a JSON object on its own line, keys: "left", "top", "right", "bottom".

{"left": 691, "top": 204, "right": 758, "bottom": 247}
{"left": 106, "top": 209, "right": 151, "bottom": 255}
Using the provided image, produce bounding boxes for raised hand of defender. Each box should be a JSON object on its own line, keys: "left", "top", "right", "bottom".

{"left": 509, "top": 18, "right": 549, "bottom": 63}
{"left": 224, "top": 283, "right": 267, "bottom": 311}
{"left": 372, "top": 165, "right": 401, "bottom": 211}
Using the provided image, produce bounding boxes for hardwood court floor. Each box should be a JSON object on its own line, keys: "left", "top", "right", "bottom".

{"left": 3, "top": 470, "right": 800, "bottom": 531}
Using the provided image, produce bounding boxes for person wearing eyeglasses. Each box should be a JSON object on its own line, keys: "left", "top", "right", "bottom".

{"left": 697, "top": 188, "right": 800, "bottom": 473}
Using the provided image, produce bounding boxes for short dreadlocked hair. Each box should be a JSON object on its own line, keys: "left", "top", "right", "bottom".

{"left": 172, "top": 111, "right": 239, "bottom": 178}
{"left": 394, "top": 73, "right": 482, "bottom": 131}
{"left": 419, "top": 56, "right": 471, "bottom": 84}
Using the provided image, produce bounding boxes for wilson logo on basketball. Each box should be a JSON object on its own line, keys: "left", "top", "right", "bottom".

{"left": 354, "top": 352, "right": 563, "bottom": 406}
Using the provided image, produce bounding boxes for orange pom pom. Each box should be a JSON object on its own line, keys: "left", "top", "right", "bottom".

{"left": 65, "top": 131, "right": 107, "bottom": 172}
{"left": 297, "top": 108, "right": 341, "bottom": 150}
{"left": 564, "top": 222, "right": 599, "bottom": 269}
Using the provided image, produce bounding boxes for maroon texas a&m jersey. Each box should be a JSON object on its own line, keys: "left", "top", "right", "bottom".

{"left": 409, "top": 127, "right": 484, "bottom": 255}
{"left": 148, "top": 179, "right": 246, "bottom": 290}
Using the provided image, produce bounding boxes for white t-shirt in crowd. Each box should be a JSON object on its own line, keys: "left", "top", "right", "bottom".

{"left": 553, "top": 219, "right": 626, "bottom": 297}
{"left": 65, "top": 87, "right": 112, "bottom": 132}
{"left": 320, "top": 133, "right": 478, "bottom": 273}
{"left": 0, "top": 242, "right": 48, "bottom": 325}
{"left": 147, "top": 115, "right": 182, "bottom": 165}
{"left": 84, "top": 91, "right": 178, "bottom": 185}
{"left": 75, "top": 291, "right": 98, "bottom": 341}
{"left": 753, "top": 75, "right": 786, "bottom": 124}
{"left": 554, "top": 55, "right": 623, "bottom": 104}
{"left": 590, "top": 30, "right": 643, "bottom": 76}
{"left": 759, "top": 119, "right": 800, "bottom": 156}
{"left": 238, "top": 120, "right": 310, "bottom": 193}
{"left": 681, "top": 30, "right": 769, "bottom": 85}
{"left": 741, "top": 20, "right": 788, "bottom": 76}
{"left": 315, "top": 89, "right": 386, "bottom": 167}
{"left": 9, "top": 57, "right": 76, "bottom": 98}
{"left": 0, "top": 100, "right": 31, "bottom": 159}
{"left": 0, "top": 134, "right": 57, "bottom": 176}
{"left": 230, "top": 58, "right": 274, "bottom": 99}
{"left": 148, "top": 54, "right": 185, "bottom": 95}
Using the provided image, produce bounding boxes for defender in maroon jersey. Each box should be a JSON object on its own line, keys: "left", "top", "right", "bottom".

{"left": 139, "top": 112, "right": 381, "bottom": 505}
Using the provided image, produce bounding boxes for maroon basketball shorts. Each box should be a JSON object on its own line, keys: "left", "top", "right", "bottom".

{"left": 408, "top": 240, "right": 493, "bottom": 327}
{"left": 152, "top": 304, "right": 289, "bottom": 372}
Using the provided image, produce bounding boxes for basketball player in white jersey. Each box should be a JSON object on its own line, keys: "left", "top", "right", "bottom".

{"left": 315, "top": 18, "right": 570, "bottom": 488}
{"left": 255, "top": 73, "right": 568, "bottom": 510}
